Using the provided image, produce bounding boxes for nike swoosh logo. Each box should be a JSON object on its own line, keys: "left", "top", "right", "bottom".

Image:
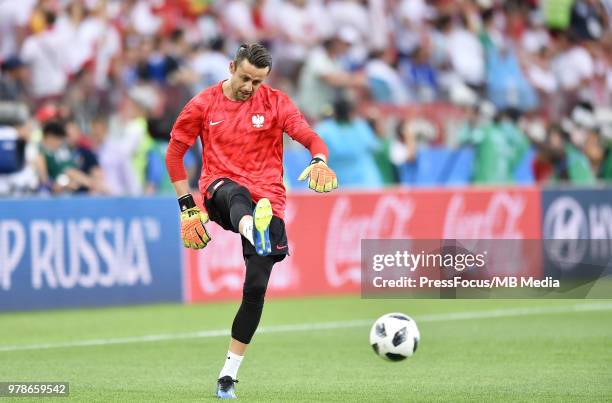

{"left": 210, "top": 120, "right": 224, "bottom": 126}
{"left": 276, "top": 244, "right": 288, "bottom": 250}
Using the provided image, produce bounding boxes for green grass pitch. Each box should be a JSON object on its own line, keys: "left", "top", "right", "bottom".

{"left": 1, "top": 296, "right": 611, "bottom": 402}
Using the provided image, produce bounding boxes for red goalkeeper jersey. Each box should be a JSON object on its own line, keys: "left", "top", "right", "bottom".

{"left": 168, "top": 82, "right": 327, "bottom": 218}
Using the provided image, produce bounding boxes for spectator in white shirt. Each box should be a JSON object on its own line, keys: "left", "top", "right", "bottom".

{"left": 365, "top": 47, "right": 409, "bottom": 104}
{"left": 91, "top": 114, "right": 137, "bottom": 196}
{"left": 20, "top": 11, "right": 69, "bottom": 101}
{"left": 297, "top": 27, "right": 367, "bottom": 119}
{"left": 551, "top": 31, "right": 594, "bottom": 92}
{"left": 273, "top": 0, "right": 332, "bottom": 80}
{"left": 0, "top": 0, "right": 37, "bottom": 60}
{"left": 189, "top": 37, "right": 231, "bottom": 95}
{"left": 439, "top": 14, "right": 485, "bottom": 87}
{"left": 223, "top": 0, "right": 260, "bottom": 43}
{"left": 327, "top": 0, "right": 370, "bottom": 41}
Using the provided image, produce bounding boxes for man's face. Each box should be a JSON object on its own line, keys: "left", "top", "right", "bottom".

{"left": 65, "top": 122, "right": 80, "bottom": 147}
{"left": 228, "top": 59, "right": 269, "bottom": 101}
{"left": 330, "top": 38, "right": 351, "bottom": 58}
{"left": 90, "top": 121, "right": 107, "bottom": 144}
{"left": 42, "top": 135, "right": 64, "bottom": 152}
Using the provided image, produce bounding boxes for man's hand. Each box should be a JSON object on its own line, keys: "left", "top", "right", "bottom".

{"left": 298, "top": 157, "right": 338, "bottom": 193}
{"left": 178, "top": 194, "right": 211, "bottom": 249}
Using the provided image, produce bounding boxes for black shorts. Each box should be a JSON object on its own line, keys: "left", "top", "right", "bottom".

{"left": 203, "top": 178, "right": 289, "bottom": 260}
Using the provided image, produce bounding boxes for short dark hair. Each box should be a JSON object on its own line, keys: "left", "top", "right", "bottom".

{"left": 42, "top": 121, "right": 66, "bottom": 138}
{"left": 209, "top": 36, "right": 224, "bottom": 52}
{"left": 332, "top": 97, "right": 352, "bottom": 123}
{"left": 234, "top": 43, "right": 272, "bottom": 71}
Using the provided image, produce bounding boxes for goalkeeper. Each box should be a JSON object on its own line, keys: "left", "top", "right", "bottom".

{"left": 165, "top": 43, "right": 338, "bottom": 399}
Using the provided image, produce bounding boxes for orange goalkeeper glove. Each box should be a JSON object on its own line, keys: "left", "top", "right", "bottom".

{"left": 178, "top": 194, "right": 211, "bottom": 249}
{"left": 298, "top": 157, "right": 338, "bottom": 193}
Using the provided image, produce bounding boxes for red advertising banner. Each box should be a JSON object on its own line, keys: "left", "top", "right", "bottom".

{"left": 185, "top": 187, "right": 542, "bottom": 302}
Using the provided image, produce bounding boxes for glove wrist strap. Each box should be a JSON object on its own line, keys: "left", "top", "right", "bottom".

{"left": 310, "top": 157, "right": 326, "bottom": 165}
{"left": 178, "top": 194, "right": 196, "bottom": 212}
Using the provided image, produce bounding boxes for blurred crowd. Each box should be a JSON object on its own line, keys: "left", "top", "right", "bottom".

{"left": 0, "top": 0, "right": 611, "bottom": 196}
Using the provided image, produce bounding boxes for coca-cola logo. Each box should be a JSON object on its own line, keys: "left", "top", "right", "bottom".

{"left": 325, "top": 195, "right": 415, "bottom": 287}
{"left": 443, "top": 192, "right": 526, "bottom": 239}
{"left": 443, "top": 192, "right": 530, "bottom": 275}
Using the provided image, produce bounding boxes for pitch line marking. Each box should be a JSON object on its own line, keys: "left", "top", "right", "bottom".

{"left": 1, "top": 303, "right": 612, "bottom": 353}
